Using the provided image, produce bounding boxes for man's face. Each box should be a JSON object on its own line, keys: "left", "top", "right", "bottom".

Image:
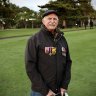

{"left": 42, "top": 14, "right": 59, "bottom": 32}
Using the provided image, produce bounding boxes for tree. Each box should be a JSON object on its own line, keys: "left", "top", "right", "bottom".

{"left": 13, "top": 6, "right": 37, "bottom": 28}
{"left": 0, "top": 0, "right": 15, "bottom": 29}
{"left": 38, "top": 0, "right": 95, "bottom": 28}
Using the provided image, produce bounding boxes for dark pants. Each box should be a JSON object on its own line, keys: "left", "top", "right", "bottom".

{"left": 30, "top": 90, "right": 43, "bottom": 96}
{"left": 30, "top": 90, "right": 65, "bottom": 96}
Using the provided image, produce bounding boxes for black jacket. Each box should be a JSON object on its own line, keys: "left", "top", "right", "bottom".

{"left": 25, "top": 25, "right": 72, "bottom": 96}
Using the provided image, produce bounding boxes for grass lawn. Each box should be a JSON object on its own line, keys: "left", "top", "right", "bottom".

{"left": 0, "top": 27, "right": 87, "bottom": 38}
{"left": 0, "top": 28, "right": 39, "bottom": 38}
{"left": 0, "top": 28, "right": 96, "bottom": 96}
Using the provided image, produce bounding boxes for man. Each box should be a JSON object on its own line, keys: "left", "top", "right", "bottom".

{"left": 89, "top": 19, "right": 93, "bottom": 29}
{"left": 25, "top": 10, "right": 72, "bottom": 96}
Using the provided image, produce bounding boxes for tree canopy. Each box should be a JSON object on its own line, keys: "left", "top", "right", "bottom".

{"left": 38, "top": 0, "right": 95, "bottom": 19}
{"left": 0, "top": 0, "right": 96, "bottom": 29}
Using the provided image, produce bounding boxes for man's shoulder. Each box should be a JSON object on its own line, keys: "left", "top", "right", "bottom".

{"left": 59, "top": 31, "right": 68, "bottom": 44}
{"left": 28, "top": 30, "right": 42, "bottom": 41}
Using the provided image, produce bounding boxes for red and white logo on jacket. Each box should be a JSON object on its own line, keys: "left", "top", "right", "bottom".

{"left": 62, "top": 47, "right": 66, "bottom": 56}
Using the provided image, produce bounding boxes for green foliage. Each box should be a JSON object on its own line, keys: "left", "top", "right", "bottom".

{"left": 0, "top": 0, "right": 16, "bottom": 28}
{"left": 39, "top": 0, "right": 95, "bottom": 19}
{"left": 0, "top": 0, "right": 96, "bottom": 29}
{"left": 0, "top": 0, "right": 12, "bottom": 18}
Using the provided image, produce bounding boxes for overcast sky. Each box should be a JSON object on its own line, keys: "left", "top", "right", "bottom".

{"left": 10, "top": 0, "right": 96, "bottom": 12}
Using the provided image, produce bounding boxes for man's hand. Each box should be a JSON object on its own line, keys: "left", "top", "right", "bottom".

{"left": 46, "top": 90, "right": 55, "bottom": 96}
{"left": 60, "top": 88, "right": 67, "bottom": 96}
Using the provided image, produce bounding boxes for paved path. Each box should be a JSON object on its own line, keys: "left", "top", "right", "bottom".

{"left": 0, "top": 34, "right": 31, "bottom": 40}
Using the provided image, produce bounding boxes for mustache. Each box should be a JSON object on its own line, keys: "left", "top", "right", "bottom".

{"left": 49, "top": 23, "right": 56, "bottom": 26}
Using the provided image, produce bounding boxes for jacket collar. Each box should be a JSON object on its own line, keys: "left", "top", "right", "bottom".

{"left": 40, "top": 24, "right": 64, "bottom": 39}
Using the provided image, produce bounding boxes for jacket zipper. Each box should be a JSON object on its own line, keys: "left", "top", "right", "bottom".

{"left": 54, "top": 34, "right": 63, "bottom": 92}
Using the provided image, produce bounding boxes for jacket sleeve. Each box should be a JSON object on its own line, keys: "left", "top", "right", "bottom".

{"left": 25, "top": 37, "right": 49, "bottom": 95}
{"left": 61, "top": 44, "right": 72, "bottom": 90}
